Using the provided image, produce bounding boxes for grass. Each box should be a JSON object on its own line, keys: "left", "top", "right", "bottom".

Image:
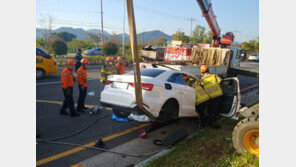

{"left": 144, "top": 119, "right": 259, "bottom": 167}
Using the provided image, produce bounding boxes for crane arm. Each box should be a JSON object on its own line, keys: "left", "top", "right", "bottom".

{"left": 196, "top": 0, "right": 234, "bottom": 47}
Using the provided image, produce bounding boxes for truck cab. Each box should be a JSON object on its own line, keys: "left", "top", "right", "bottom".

{"left": 36, "top": 43, "right": 58, "bottom": 80}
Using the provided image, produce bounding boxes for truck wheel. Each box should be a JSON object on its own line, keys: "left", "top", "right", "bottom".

{"left": 36, "top": 68, "right": 45, "bottom": 80}
{"left": 232, "top": 116, "right": 259, "bottom": 156}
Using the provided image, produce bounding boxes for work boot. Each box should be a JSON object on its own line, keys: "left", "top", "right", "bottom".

{"left": 83, "top": 106, "right": 89, "bottom": 110}
{"left": 70, "top": 112, "right": 80, "bottom": 117}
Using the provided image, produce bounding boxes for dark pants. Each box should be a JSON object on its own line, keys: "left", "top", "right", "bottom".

{"left": 75, "top": 62, "right": 81, "bottom": 72}
{"left": 208, "top": 96, "right": 222, "bottom": 126}
{"left": 60, "top": 87, "right": 75, "bottom": 114}
{"left": 77, "top": 86, "right": 87, "bottom": 112}
{"left": 196, "top": 100, "right": 209, "bottom": 127}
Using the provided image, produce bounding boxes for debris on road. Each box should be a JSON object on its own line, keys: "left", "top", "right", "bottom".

{"left": 128, "top": 113, "right": 150, "bottom": 122}
{"left": 112, "top": 114, "right": 130, "bottom": 122}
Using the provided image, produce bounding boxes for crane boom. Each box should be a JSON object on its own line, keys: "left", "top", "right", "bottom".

{"left": 196, "top": 0, "right": 234, "bottom": 47}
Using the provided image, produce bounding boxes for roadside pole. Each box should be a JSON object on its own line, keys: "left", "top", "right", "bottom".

{"left": 126, "top": 0, "right": 156, "bottom": 120}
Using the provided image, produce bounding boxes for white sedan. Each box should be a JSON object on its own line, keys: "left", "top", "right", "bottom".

{"left": 100, "top": 68, "right": 241, "bottom": 123}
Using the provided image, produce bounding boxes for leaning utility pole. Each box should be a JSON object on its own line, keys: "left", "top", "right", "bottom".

{"left": 100, "top": 0, "right": 104, "bottom": 45}
{"left": 126, "top": 0, "right": 156, "bottom": 120}
{"left": 122, "top": 0, "right": 126, "bottom": 56}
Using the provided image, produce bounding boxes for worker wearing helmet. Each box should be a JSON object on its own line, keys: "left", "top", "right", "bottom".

{"left": 76, "top": 58, "right": 89, "bottom": 113}
{"left": 60, "top": 59, "right": 80, "bottom": 117}
{"left": 184, "top": 75, "right": 210, "bottom": 129}
{"left": 100, "top": 57, "right": 117, "bottom": 83}
{"left": 116, "top": 56, "right": 128, "bottom": 74}
{"left": 74, "top": 48, "right": 83, "bottom": 72}
{"left": 200, "top": 65, "right": 223, "bottom": 129}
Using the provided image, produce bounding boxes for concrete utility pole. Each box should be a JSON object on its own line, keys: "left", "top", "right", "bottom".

{"left": 190, "top": 17, "right": 196, "bottom": 37}
{"left": 100, "top": 0, "right": 104, "bottom": 45}
{"left": 126, "top": 0, "right": 156, "bottom": 120}
{"left": 122, "top": 0, "right": 125, "bottom": 56}
{"left": 234, "top": 27, "right": 238, "bottom": 44}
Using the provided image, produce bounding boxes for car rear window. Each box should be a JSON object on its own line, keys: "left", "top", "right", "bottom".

{"left": 126, "top": 69, "right": 166, "bottom": 77}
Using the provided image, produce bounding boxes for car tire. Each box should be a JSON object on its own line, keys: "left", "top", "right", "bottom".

{"left": 157, "top": 99, "right": 179, "bottom": 124}
{"left": 36, "top": 68, "right": 45, "bottom": 80}
{"left": 113, "top": 108, "right": 131, "bottom": 118}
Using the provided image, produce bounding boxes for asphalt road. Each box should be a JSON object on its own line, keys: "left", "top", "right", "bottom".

{"left": 36, "top": 62, "right": 259, "bottom": 167}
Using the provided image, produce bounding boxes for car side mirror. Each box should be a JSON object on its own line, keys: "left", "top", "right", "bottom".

{"left": 165, "top": 83, "right": 172, "bottom": 90}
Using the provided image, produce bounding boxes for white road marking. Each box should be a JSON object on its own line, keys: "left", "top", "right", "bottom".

{"left": 36, "top": 78, "right": 98, "bottom": 86}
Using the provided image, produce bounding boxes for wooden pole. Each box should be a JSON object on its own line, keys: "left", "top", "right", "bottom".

{"left": 126, "top": 0, "right": 156, "bottom": 120}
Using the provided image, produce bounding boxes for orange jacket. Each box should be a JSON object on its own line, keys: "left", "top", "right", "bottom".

{"left": 77, "top": 66, "right": 88, "bottom": 87}
{"left": 116, "top": 62, "right": 126, "bottom": 74}
{"left": 61, "top": 67, "right": 74, "bottom": 89}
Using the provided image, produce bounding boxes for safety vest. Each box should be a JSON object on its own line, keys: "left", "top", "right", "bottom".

{"left": 192, "top": 82, "right": 210, "bottom": 105}
{"left": 100, "top": 65, "right": 118, "bottom": 82}
{"left": 201, "top": 73, "right": 223, "bottom": 98}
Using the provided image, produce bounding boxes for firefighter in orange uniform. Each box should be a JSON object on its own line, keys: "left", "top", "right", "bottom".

{"left": 77, "top": 58, "right": 89, "bottom": 113}
{"left": 60, "top": 59, "right": 80, "bottom": 117}
{"left": 116, "top": 56, "right": 127, "bottom": 74}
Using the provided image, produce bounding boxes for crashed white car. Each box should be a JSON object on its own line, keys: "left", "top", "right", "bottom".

{"left": 100, "top": 68, "right": 241, "bottom": 122}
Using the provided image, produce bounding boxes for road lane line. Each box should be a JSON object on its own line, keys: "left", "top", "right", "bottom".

{"left": 36, "top": 78, "right": 98, "bottom": 86}
{"left": 36, "top": 123, "right": 151, "bottom": 166}
{"left": 241, "top": 84, "right": 259, "bottom": 92}
{"left": 36, "top": 99, "right": 98, "bottom": 108}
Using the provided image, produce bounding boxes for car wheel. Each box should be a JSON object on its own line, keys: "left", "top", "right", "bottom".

{"left": 157, "top": 99, "right": 179, "bottom": 124}
{"left": 113, "top": 108, "right": 131, "bottom": 118}
{"left": 36, "top": 68, "right": 45, "bottom": 80}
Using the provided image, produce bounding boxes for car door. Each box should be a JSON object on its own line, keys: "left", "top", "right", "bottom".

{"left": 167, "top": 73, "right": 196, "bottom": 116}
{"left": 219, "top": 77, "right": 241, "bottom": 119}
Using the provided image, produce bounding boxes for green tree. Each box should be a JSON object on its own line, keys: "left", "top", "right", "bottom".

{"left": 36, "top": 38, "right": 46, "bottom": 48}
{"left": 102, "top": 42, "right": 119, "bottom": 56}
{"left": 53, "top": 32, "right": 76, "bottom": 42}
{"left": 202, "top": 31, "right": 213, "bottom": 44}
{"left": 147, "top": 36, "right": 167, "bottom": 46}
{"left": 190, "top": 25, "right": 206, "bottom": 43}
{"left": 50, "top": 40, "right": 68, "bottom": 56}
{"left": 172, "top": 31, "right": 190, "bottom": 42}
{"left": 242, "top": 39, "right": 259, "bottom": 54}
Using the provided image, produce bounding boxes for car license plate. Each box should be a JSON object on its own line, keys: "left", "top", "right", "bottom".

{"left": 112, "top": 82, "right": 127, "bottom": 89}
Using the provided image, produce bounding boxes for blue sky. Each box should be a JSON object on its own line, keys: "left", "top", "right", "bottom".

{"left": 36, "top": 0, "right": 259, "bottom": 42}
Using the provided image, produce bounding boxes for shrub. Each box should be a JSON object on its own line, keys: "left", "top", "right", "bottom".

{"left": 50, "top": 40, "right": 68, "bottom": 56}
{"left": 102, "top": 42, "right": 119, "bottom": 56}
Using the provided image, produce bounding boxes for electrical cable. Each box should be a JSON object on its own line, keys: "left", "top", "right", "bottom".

{"left": 37, "top": 113, "right": 112, "bottom": 141}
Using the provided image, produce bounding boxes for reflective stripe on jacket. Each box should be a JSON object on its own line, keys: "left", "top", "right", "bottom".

{"left": 201, "top": 73, "right": 223, "bottom": 98}
{"left": 77, "top": 66, "right": 87, "bottom": 87}
{"left": 192, "top": 83, "right": 210, "bottom": 105}
{"left": 61, "top": 67, "right": 74, "bottom": 89}
{"left": 100, "top": 65, "right": 118, "bottom": 82}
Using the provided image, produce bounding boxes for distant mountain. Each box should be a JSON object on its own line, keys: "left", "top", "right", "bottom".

{"left": 36, "top": 27, "right": 173, "bottom": 43}
{"left": 137, "top": 30, "right": 173, "bottom": 43}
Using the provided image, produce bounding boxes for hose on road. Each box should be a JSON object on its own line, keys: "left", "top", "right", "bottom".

{"left": 37, "top": 113, "right": 112, "bottom": 142}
